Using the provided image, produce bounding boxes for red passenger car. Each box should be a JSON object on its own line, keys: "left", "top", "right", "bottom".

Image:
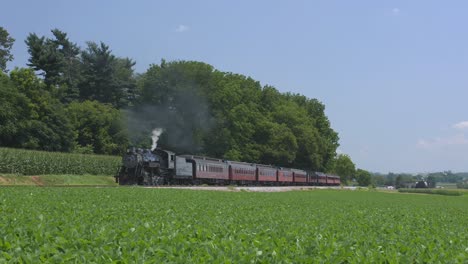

{"left": 257, "top": 164, "right": 277, "bottom": 184}
{"left": 309, "top": 172, "right": 328, "bottom": 185}
{"left": 189, "top": 156, "right": 229, "bottom": 181}
{"left": 228, "top": 161, "right": 256, "bottom": 183}
{"left": 278, "top": 168, "right": 293, "bottom": 183}
{"left": 292, "top": 169, "right": 307, "bottom": 184}
{"left": 317, "top": 172, "right": 328, "bottom": 185}
{"left": 327, "top": 175, "right": 341, "bottom": 186}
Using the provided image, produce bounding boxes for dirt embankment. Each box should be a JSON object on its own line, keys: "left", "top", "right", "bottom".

{"left": 30, "top": 176, "right": 44, "bottom": 186}
{"left": 0, "top": 175, "right": 38, "bottom": 185}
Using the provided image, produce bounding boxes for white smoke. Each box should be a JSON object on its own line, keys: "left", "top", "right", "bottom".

{"left": 151, "top": 128, "right": 164, "bottom": 150}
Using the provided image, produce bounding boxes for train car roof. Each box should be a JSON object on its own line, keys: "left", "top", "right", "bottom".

{"left": 312, "top": 172, "right": 340, "bottom": 178}
{"left": 314, "top": 172, "right": 327, "bottom": 177}
{"left": 255, "top": 164, "right": 277, "bottom": 169}
{"left": 291, "top": 168, "right": 307, "bottom": 173}
{"left": 227, "top": 160, "right": 256, "bottom": 167}
{"left": 179, "top": 155, "right": 226, "bottom": 163}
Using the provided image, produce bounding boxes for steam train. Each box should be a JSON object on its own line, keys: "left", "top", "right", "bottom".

{"left": 115, "top": 148, "right": 341, "bottom": 186}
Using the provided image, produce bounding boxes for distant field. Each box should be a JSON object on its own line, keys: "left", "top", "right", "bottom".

{"left": 436, "top": 183, "right": 459, "bottom": 189}
{"left": 0, "top": 188, "right": 466, "bottom": 262}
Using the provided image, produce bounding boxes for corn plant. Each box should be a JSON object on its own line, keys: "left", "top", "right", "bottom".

{"left": 0, "top": 147, "right": 120, "bottom": 175}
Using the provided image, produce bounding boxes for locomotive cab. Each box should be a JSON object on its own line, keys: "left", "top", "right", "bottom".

{"left": 153, "top": 148, "right": 176, "bottom": 170}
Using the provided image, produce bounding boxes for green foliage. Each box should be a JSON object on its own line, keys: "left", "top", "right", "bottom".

{"left": 66, "top": 100, "right": 128, "bottom": 155}
{"left": 398, "top": 188, "right": 464, "bottom": 196}
{"left": 0, "top": 27, "right": 15, "bottom": 72}
{"left": 355, "top": 168, "right": 372, "bottom": 186}
{"left": 0, "top": 189, "right": 467, "bottom": 262}
{"left": 1, "top": 69, "right": 75, "bottom": 151}
{"left": 0, "top": 72, "right": 30, "bottom": 146}
{"left": 0, "top": 147, "right": 120, "bottom": 175}
{"left": 132, "top": 60, "right": 339, "bottom": 170}
{"left": 330, "top": 154, "right": 355, "bottom": 184}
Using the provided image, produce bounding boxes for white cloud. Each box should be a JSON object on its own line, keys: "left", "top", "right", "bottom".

{"left": 417, "top": 134, "right": 468, "bottom": 148}
{"left": 175, "top": 25, "right": 189, "bottom": 33}
{"left": 453, "top": 121, "right": 468, "bottom": 130}
{"left": 392, "top": 8, "right": 400, "bottom": 15}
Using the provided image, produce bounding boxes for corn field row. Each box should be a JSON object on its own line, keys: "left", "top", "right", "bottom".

{"left": 0, "top": 147, "right": 121, "bottom": 175}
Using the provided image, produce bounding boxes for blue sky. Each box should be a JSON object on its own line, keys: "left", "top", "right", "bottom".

{"left": 3, "top": 0, "right": 468, "bottom": 173}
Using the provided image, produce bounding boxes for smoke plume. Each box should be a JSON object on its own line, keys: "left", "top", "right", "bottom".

{"left": 124, "top": 91, "right": 214, "bottom": 154}
{"left": 151, "top": 128, "right": 164, "bottom": 150}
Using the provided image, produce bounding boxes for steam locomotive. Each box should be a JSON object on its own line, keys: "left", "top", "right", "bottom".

{"left": 115, "top": 148, "right": 341, "bottom": 186}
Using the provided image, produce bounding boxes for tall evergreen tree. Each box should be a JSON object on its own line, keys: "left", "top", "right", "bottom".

{"left": 80, "top": 42, "right": 136, "bottom": 108}
{"left": 0, "top": 27, "right": 15, "bottom": 73}
{"left": 25, "top": 29, "right": 81, "bottom": 102}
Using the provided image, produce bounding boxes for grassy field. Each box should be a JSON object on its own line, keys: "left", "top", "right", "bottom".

{"left": 0, "top": 188, "right": 466, "bottom": 263}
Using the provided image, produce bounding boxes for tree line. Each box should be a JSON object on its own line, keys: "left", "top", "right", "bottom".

{"left": 370, "top": 171, "right": 468, "bottom": 189}
{"left": 0, "top": 27, "right": 371, "bottom": 183}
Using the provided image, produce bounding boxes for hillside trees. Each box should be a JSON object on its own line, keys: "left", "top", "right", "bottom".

{"left": 2, "top": 27, "right": 343, "bottom": 171}
{"left": 26, "top": 29, "right": 136, "bottom": 107}
{"left": 21, "top": 29, "right": 134, "bottom": 154}
{"left": 132, "top": 60, "right": 339, "bottom": 170}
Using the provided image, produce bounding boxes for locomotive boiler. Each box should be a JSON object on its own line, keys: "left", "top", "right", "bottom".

{"left": 116, "top": 148, "right": 176, "bottom": 185}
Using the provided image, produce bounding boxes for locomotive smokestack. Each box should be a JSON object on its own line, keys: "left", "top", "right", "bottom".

{"left": 151, "top": 128, "right": 164, "bottom": 150}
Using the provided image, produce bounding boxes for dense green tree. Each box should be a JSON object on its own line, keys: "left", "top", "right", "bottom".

{"left": 7, "top": 68, "right": 74, "bottom": 151}
{"left": 66, "top": 100, "right": 128, "bottom": 155}
{"left": 0, "top": 72, "right": 31, "bottom": 146}
{"left": 331, "top": 154, "right": 356, "bottom": 184}
{"left": 0, "top": 27, "right": 15, "bottom": 73}
{"left": 355, "top": 168, "right": 372, "bottom": 186}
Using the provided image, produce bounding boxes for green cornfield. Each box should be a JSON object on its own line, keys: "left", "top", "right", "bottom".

{"left": 0, "top": 147, "right": 121, "bottom": 175}
{"left": 0, "top": 188, "right": 466, "bottom": 262}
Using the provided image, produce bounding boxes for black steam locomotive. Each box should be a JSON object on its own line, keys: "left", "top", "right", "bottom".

{"left": 115, "top": 148, "right": 341, "bottom": 186}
